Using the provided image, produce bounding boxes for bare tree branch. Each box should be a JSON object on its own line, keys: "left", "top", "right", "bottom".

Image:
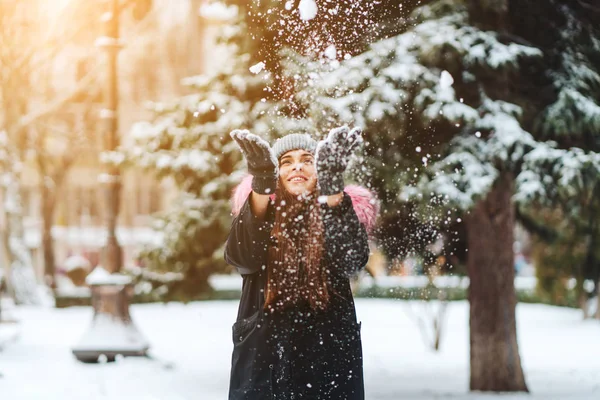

{"left": 8, "top": 4, "right": 158, "bottom": 134}
{"left": 13, "top": 69, "right": 99, "bottom": 135}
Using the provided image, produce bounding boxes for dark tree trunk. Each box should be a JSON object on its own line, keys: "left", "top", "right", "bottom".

{"left": 465, "top": 0, "right": 528, "bottom": 392}
{"left": 467, "top": 172, "right": 528, "bottom": 392}
{"left": 596, "top": 279, "right": 600, "bottom": 320}
{"left": 585, "top": 201, "right": 599, "bottom": 320}
{"left": 0, "top": 190, "right": 14, "bottom": 295}
{"left": 41, "top": 183, "right": 57, "bottom": 289}
{"left": 579, "top": 195, "right": 599, "bottom": 319}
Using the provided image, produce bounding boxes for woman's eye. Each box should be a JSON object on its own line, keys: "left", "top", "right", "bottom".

{"left": 304, "top": 160, "right": 313, "bottom": 165}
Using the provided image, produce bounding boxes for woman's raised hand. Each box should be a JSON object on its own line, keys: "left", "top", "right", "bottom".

{"left": 230, "top": 129, "right": 278, "bottom": 195}
{"left": 315, "top": 126, "right": 363, "bottom": 196}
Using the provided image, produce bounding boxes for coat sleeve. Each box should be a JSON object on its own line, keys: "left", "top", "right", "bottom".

{"left": 321, "top": 192, "right": 370, "bottom": 277}
{"left": 224, "top": 196, "right": 272, "bottom": 275}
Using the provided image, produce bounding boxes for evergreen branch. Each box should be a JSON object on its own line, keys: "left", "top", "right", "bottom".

{"left": 515, "top": 206, "right": 560, "bottom": 243}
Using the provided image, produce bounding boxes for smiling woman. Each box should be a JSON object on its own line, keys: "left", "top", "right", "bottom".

{"left": 225, "top": 127, "right": 377, "bottom": 400}
{"left": 278, "top": 149, "right": 317, "bottom": 196}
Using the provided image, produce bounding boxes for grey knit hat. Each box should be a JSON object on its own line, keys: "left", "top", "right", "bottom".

{"left": 272, "top": 133, "right": 317, "bottom": 160}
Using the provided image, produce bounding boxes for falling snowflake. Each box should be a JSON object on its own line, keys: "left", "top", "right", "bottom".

{"left": 324, "top": 45, "right": 337, "bottom": 60}
{"left": 249, "top": 62, "right": 266, "bottom": 74}
{"left": 298, "top": 0, "right": 318, "bottom": 21}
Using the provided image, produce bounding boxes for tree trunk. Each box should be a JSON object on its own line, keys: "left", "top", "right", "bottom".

{"left": 595, "top": 279, "right": 600, "bottom": 320}
{"left": 579, "top": 224, "right": 597, "bottom": 319}
{"left": 100, "top": 0, "right": 123, "bottom": 273}
{"left": 467, "top": 172, "right": 528, "bottom": 392}
{"left": 0, "top": 186, "right": 16, "bottom": 300}
{"left": 1, "top": 172, "right": 41, "bottom": 305}
{"left": 40, "top": 182, "right": 57, "bottom": 289}
{"left": 576, "top": 274, "right": 589, "bottom": 319}
{"left": 583, "top": 212, "right": 599, "bottom": 320}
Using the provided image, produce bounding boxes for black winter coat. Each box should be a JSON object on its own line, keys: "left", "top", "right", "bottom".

{"left": 225, "top": 192, "right": 370, "bottom": 400}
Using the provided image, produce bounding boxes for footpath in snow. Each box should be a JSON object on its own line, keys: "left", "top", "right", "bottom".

{"left": 0, "top": 299, "right": 599, "bottom": 400}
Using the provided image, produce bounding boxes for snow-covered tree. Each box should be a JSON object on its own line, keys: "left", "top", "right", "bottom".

{"left": 300, "top": 0, "right": 600, "bottom": 389}
{"left": 110, "top": 1, "right": 286, "bottom": 300}
{"left": 295, "top": 0, "right": 575, "bottom": 391}
{"left": 110, "top": 0, "right": 386, "bottom": 300}
{"left": 0, "top": 132, "right": 42, "bottom": 305}
{"left": 0, "top": 1, "right": 102, "bottom": 304}
{"left": 514, "top": 2, "right": 600, "bottom": 317}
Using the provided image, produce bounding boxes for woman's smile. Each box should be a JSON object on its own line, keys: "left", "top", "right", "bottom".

{"left": 279, "top": 149, "right": 318, "bottom": 195}
{"left": 288, "top": 175, "right": 308, "bottom": 182}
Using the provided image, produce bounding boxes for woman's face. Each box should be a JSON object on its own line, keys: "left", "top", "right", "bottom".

{"left": 279, "top": 149, "right": 318, "bottom": 196}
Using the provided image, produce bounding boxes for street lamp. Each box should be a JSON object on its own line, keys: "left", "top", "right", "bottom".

{"left": 72, "top": 0, "right": 152, "bottom": 363}
{"left": 99, "top": 0, "right": 153, "bottom": 276}
{"left": 100, "top": 0, "right": 123, "bottom": 275}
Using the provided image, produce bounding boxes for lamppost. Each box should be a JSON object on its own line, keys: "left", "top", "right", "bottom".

{"left": 72, "top": 0, "right": 152, "bottom": 363}
{"left": 100, "top": 0, "right": 123, "bottom": 276}
{"left": 99, "top": 0, "right": 153, "bottom": 276}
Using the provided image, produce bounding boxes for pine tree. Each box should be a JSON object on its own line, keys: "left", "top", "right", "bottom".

{"left": 513, "top": 0, "right": 600, "bottom": 317}
{"left": 111, "top": 0, "right": 296, "bottom": 300}
{"left": 301, "top": 0, "right": 600, "bottom": 389}
{"left": 112, "top": 0, "right": 386, "bottom": 300}
{"left": 298, "top": 0, "right": 554, "bottom": 391}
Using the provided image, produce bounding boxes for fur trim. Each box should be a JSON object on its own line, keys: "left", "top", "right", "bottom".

{"left": 231, "top": 175, "right": 379, "bottom": 233}
{"left": 342, "top": 184, "right": 380, "bottom": 233}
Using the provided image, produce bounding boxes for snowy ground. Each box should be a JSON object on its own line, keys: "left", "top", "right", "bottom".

{"left": 0, "top": 299, "right": 599, "bottom": 400}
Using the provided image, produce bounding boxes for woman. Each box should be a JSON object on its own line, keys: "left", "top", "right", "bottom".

{"left": 225, "top": 126, "right": 377, "bottom": 400}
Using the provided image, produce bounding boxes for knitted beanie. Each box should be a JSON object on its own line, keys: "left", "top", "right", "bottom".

{"left": 272, "top": 133, "right": 317, "bottom": 160}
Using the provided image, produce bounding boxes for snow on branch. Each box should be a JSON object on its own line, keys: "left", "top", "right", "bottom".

{"left": 516, "top": 144, "right": 600, "bottom": 207}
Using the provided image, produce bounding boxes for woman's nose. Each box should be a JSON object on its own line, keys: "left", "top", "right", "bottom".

{"left": 292, "top": 162, "right": 303, "bottom": 171}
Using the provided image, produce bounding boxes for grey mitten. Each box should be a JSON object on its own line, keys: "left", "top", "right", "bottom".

{"left": 230, "top": 129, "right": 278, "bottom": 194}
{"left": 315, "top": 126, "right": 363, "bottom": 196}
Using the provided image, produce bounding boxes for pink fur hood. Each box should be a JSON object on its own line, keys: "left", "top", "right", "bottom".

{"left": 231, "top": 175, "right": 379, "bottom": 233}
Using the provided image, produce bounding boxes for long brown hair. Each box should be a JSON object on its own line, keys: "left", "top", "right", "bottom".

{"left": 264, "top": 185, "right": 330, "bottom": 311}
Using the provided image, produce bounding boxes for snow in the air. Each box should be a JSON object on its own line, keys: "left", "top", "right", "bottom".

{"left": 249, "top": 61, "right": 265, "bottom": 74}
{"left": 298, "top": 0, "right": 318, "bottom": 21}
{"left": 1, "top": 300, "right": 599, "bottom": 400}
{"left": 324, "top": 44, "right": 337, "bottom": 60}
